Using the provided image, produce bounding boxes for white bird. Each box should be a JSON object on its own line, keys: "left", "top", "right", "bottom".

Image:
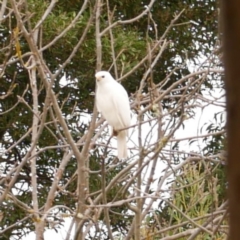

{"left": 95, "top": 71, "right": 131, "bottom": 159}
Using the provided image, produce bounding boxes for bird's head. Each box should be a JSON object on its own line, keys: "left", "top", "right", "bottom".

{"left": 95, "top": 71, "right": 112, "bottom": 82}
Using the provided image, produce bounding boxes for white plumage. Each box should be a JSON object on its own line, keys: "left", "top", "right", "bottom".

{"left": 95, "top": 71, "right": 131, "bottom": 158}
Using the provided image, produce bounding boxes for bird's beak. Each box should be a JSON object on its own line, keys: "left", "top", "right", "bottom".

{"left": 96, "top": 76, "right": 101, "bottom": 81}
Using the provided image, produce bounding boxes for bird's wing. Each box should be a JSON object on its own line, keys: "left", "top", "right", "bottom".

{"left": 111, "top": 83, "right": 131, "bottom": 129}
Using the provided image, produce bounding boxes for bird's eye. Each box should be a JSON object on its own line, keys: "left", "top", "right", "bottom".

{"left": 102, "top": 75, "right": 105, "bottom": 78}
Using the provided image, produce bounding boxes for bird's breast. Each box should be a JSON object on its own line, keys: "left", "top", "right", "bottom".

{"left": 96, "top": 90, "right": 126, "bottom": 129}
{"left": 97, "top": 95, "right": 120, "bottom": 127}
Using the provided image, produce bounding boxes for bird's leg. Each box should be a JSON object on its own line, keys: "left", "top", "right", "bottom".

{"left": 112, "top": 128, "right": 118, "bottom": 137}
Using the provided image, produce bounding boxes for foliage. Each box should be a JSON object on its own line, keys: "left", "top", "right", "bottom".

{"left": 0, "top": 0, "right": 226, "bottom": 239}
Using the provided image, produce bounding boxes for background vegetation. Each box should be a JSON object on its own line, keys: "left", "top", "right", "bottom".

{"left": 0, "top": 0, "right": 226, "bottom": 239}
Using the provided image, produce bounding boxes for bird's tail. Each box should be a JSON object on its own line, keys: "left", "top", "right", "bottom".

{"left": 117, "top": 130, "right": 128, "bottom": 159}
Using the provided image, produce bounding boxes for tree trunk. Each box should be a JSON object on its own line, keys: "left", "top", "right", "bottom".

{"left": 222, "top": 1, "right": 240, "bottom": 239}
{"left": 74, "top": 154, "right": 88, "bottom": 240}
